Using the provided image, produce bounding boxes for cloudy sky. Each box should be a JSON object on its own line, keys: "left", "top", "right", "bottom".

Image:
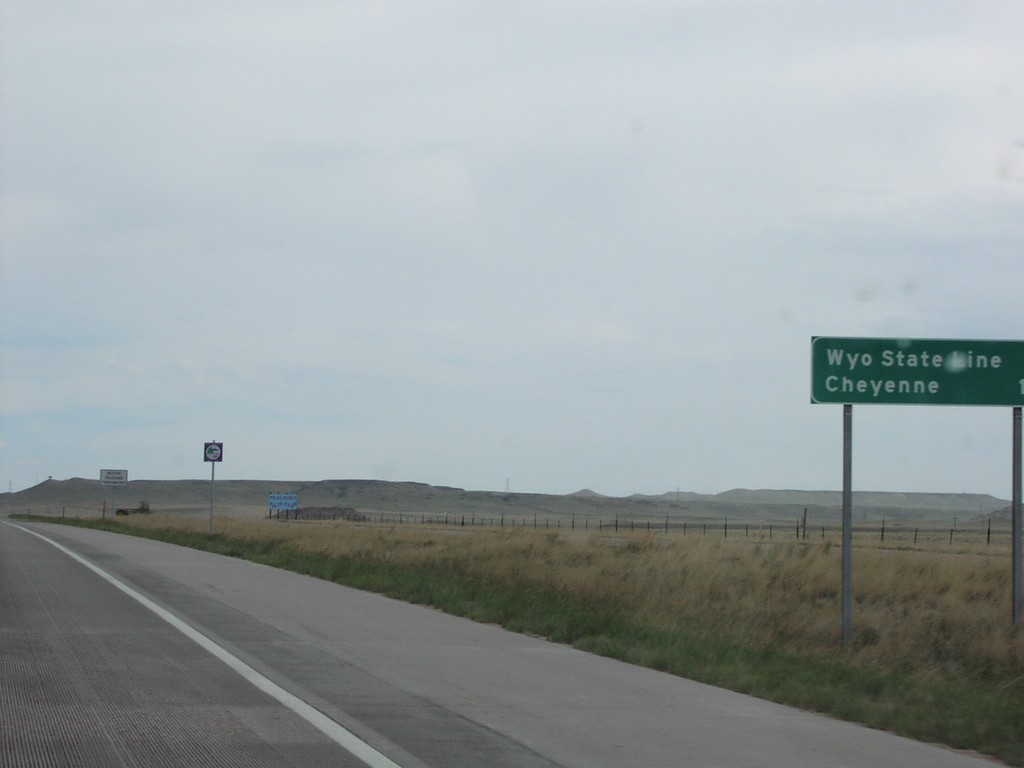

{"left": 2, "top": 2, "right": 1022, "bottom": 498}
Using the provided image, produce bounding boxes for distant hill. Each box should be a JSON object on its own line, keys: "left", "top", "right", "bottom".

{"left": 703, "top": 488, "right": 1003, "bottom": 512}
{"left": 1, "top": 477, "right": 1010, "bottom": 524}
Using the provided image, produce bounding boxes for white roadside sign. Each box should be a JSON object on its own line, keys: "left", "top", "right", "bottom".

{"left": 100, "top": 469, "right": 128, "bottom": 487}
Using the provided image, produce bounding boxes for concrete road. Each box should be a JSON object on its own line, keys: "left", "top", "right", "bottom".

{"left": 1, "top": 521, "right": 1002, "bottom": 767}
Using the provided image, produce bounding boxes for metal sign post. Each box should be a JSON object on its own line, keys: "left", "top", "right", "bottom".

{"left": 100, "top": 469, "right": 128, "bottom": 521}
{"left": 842, "top": 405, "right": 853, "bottom": 647}
{"left": 204, "top": 442, "right": 223, "bottom": 535}
{"left": 1014, "top": 407, "right": 1022, "bottom": 626}
{"left": 812, "top": 337, "right": 1024, "bottom": 642}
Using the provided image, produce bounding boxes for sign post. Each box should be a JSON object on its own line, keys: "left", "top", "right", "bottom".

{"left": 1014, "top": 407, "right": 1022, "bottom": 625}
{"left": 100, "top": 469, "right": 128, "bottom": 521}
{"left": 204, "top": 442, "right": 223, "bottom": 535}
{"left": 812, "top": 337, "right": 1024, "bottom": 642}
{"left": 841, "top": 405, "right": 852, "bottom": 648}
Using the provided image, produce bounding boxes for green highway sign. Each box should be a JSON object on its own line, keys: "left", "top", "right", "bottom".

{"left": 811, "top": 337, "right": 1024, "bottom": 406}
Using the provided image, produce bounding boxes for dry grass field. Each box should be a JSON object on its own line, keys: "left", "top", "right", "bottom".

{"left": 116, "top": 514, "right": 1023, "bottom": 679}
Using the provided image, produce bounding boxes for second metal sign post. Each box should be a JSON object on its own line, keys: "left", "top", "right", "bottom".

{"left": 204, "top": 441, "right": 223, "bottom": 535}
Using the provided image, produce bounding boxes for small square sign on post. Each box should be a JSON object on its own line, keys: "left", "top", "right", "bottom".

{"left": 204, "top": 441, "right": 223, "bottom": 534}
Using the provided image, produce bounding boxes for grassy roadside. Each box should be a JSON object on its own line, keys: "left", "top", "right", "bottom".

{"left": 16, "top": 514, "right": 1023, "bottom": 765}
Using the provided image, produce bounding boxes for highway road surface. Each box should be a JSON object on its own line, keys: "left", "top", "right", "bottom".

{"left": 1, "top": 521, "right": 1002, "bottom": 767}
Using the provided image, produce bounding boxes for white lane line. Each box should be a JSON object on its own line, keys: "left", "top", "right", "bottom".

{"left": 8, "top": 523, "right": 403, "bottom": 768}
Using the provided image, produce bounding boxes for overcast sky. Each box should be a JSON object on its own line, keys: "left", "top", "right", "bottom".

{"left": 2, "top": 2, "right": 1022, "bottom": 498}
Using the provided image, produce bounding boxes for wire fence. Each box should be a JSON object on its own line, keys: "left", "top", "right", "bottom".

{"left": 7, "top": 503, "right": 1013, "bottom": 550}
{"left": 278, "top": 509, "right": 1016, "bottom": 549}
